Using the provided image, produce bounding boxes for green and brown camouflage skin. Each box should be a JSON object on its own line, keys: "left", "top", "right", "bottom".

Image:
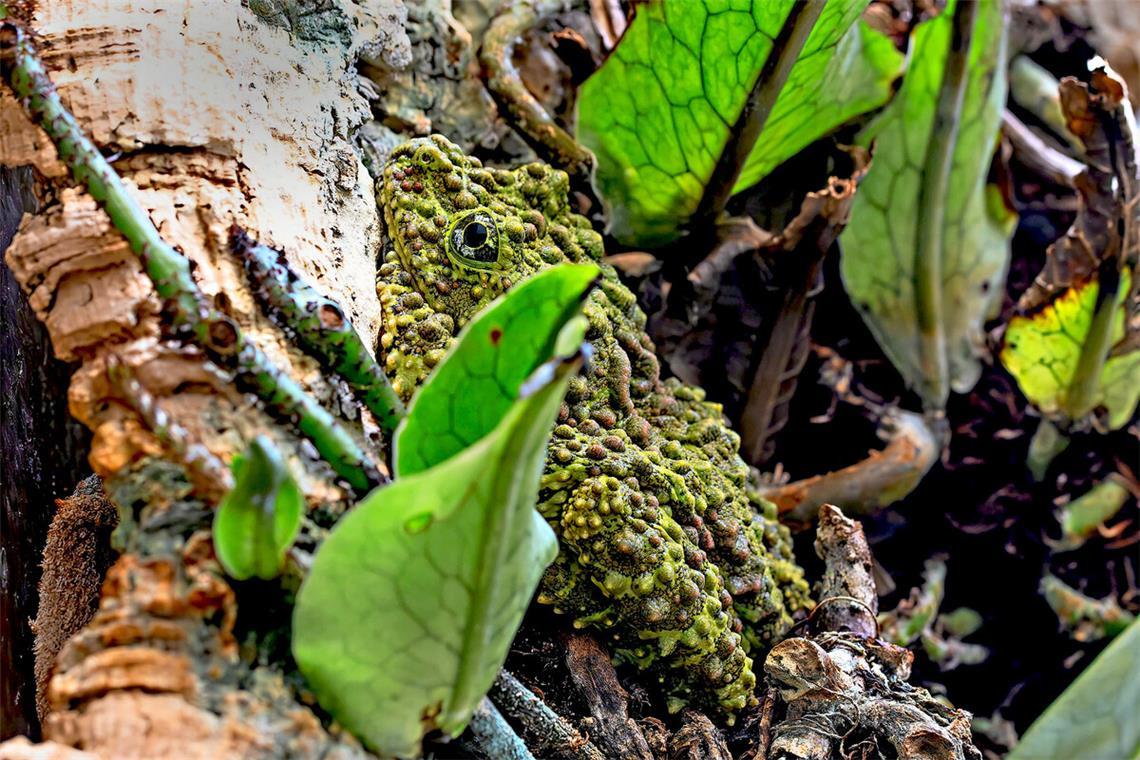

{"left": 375, "top": 134, "right": 809, "bottom": 711}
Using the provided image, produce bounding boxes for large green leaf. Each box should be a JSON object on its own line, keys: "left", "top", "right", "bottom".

{"left": 1007, "top": 620, "right": 1140, "bottom": 760}
{"left": 213, "top": 436, "right": 303, "bottom": 581}
{"left": 578, "top": 0, "right": 902, "bottom": 246}
{"left": 1002, "top": 271, "right": 1139, "bottom": 431}
{"left": 397, "top": 262, "right": 598, "bottom": 474}
{"left": 840, "top": 0, "right": 1014, "bottom": 411}
{"left": 292, "top": 265, "right": 595, "bottom": 757}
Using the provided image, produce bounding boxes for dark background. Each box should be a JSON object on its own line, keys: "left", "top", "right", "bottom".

{"left": 0, "top": 166, "right": 91, "bottom": 740}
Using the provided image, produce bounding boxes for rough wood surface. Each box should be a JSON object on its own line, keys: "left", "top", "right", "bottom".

{"left": 761, "top": 508, "right": 980, "bottom": 760}
{"left": 564, "top": 633, "right": 654, "bottom": 760}
{"left": 0, "top": 0, "right": 407, "bottom": 483}
{"left": 811, "top": 504, "right": 878, "bottom": 638}
{"left": 0, "top": 2, "right": 412, "bottom": 756}
{"left": 1, "top": 165, "right": 92, "bottom": 741}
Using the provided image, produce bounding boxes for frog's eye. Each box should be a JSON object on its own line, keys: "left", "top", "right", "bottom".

{"left": 448, "top": 211, "right": 500, "bottom": 268}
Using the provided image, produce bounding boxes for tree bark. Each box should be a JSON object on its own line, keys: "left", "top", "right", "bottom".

{"left": 1, "top": 165, "right": 92, "bottom": 741}
{"left": 0, "top": 2, "right": 410, "bottom": 755}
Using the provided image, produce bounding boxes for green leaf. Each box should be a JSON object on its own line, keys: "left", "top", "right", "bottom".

{"left": 397, "top": 263, "right": 598, "bottom": 475}
{"left": 1041, "top": 573, "right": 1136, "bottom": 643}
{"left": 292, "top": 265, "right": 595, "bottom": 757}
{"left": 1007, "top": 620, "right": 1140, "bottom": 760}
{"left": 213, "top": 436, "right": 303, "bottom": 581}
{"left": 939, "top": 607, "right": 983, "bottom": 638}
{"left": 578, "top": 0, "right": 902, "bottom": 246}
{"left": 840, "top": 0, "right": 1014, "bottom": 410}
{"left": 1056, "top": 478, "right": 1132, "bottom": 550}
{"left": 1001, "top": 271, "right": 1140, "bottom": 431}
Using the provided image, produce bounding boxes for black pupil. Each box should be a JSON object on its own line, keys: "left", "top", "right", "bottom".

{"left": 463, "top": 221, "right": 488, "bottom": 249}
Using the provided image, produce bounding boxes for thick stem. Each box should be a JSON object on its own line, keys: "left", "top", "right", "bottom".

{"left": 231, "top": 229, "right": 405, "bottom": 433}
{"left": 1001, "top": 109, "right": 1082, "bottom": 187}
{"left": 490, "top": 671, "right": 606, "bottom": 760}
{"left": 1064, "top": 261, "right": 1122, "bottom": 420}
{"left": 463, "top": 698, "right": 536, "bottom": 760}
{"left": 0, "top": 21, "right": 380, "bottom": 494}
{"left": 690, "top": 1, "right": 824, "bottom": 233}
{"left": 913, "top": 0, "right": 979, "bottom": 412}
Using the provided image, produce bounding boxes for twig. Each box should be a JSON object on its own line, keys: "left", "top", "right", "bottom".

{"left": 739, "top": 162, "right": 866, "bottom": 465}
{"left": 463, "top": 698, "right": 536, "bottom": 760}
{"left": 1001, "top": 109, "right": 1081, "bottom": 187}
{"left": 105, "top": 356, "right": 234, "bottom": 501}
{"left": 753, "top": 688, "right": 776, "bottom": 760}
{"left": 812, "top": 505, "right": 879, "bottom": 638}
{"left": 564, "top": 634, "right": 653, "bottom": 760}
{"left": 0, "top": 20, "right": 380, "bottom": 494}
{"left": 230, "top": 228, "right": 405, "bottom": 433}
{"left": 756, "top": 409, "right": 942, "bottom": 524}
{"left": 490, "top": 671, "right": 606, "bottom": 760}
{"left": 480, "top": 0, "right": 595, "bottom": 183}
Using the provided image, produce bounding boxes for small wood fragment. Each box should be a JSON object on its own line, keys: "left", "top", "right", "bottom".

{"left": 490, "top": 670, "right": 606, "bottom": 760}
{"left": 463, "top": 698, "right": 535, "bottom": 760}
{"left": 812, "top": 504, "right": 878, "bottom": 638}
{"left": 667, "top": 708, "right": 731, "bottom": 760}
{"left": 565, "top": 633, "right": 654, "bottom": 760}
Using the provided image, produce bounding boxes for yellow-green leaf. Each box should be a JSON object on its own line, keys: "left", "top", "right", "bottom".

{"left": 1001, "top": 271, "right": 1139, "bottom": 431}
{"left": 213, "top": 436, "right": 303, "bottom": 581}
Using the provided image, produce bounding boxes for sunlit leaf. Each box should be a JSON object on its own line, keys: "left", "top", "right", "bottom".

{"left": 396, "top": 263, "right": 598, "bottom": 474}
{"left": 579, "top": 0, "right": 902, "bottom": 246}
{"left": 840, "top": 0, "right": 1013, "bottom": 410}
{"left": 213, "top": 436, "right": 303, "bottom": 581}
{"left": 292, "top": 265, "right": 595, "bottom": 757}
{"left": 1007, "top": 620, "right": 1140, "bottom": 760}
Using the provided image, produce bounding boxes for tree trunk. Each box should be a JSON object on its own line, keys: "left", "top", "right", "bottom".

{"left": 0, "top": 2, "right": 409, "bottom": 755}
{"left": 1, "top": 164, "right": 92, "bottom": 742}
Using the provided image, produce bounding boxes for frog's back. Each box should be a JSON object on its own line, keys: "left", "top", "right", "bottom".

{"left": 378, "top": 135, "right": 809, "bottom": 712}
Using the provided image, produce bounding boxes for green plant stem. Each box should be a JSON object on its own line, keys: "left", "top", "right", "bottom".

{"left": 1065, "top": 267, "right": 1121, "bottom": 420}
{"left": 231, "top": 228, "right": 405, "bottom": 433}
{"left": 690, "top": 0, "right": 825, "bottom": 236}
{"left": 913, "top": 0, "right": 979, "bottom": 412}
{"left": 0, "top": 20, "right": 379, "bottom": 494}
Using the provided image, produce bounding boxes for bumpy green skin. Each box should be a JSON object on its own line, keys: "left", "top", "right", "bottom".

{"left": 376, "top": 135, "right": 810, "bottom": 712}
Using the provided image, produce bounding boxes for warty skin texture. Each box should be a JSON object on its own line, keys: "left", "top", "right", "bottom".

{"left": 376, "top": 134, "right": 810, "bottom": 712}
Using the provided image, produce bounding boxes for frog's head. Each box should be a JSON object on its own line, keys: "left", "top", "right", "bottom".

{"left": 379, "top": 134, "right": 603, "bottom": 325}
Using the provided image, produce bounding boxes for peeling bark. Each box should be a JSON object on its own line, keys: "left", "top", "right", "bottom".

{"left": 1, "top": 2, "right": 411, "bottom": 756}
{"left": 0, "top": 0, "right": 400, "bottom": 487}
